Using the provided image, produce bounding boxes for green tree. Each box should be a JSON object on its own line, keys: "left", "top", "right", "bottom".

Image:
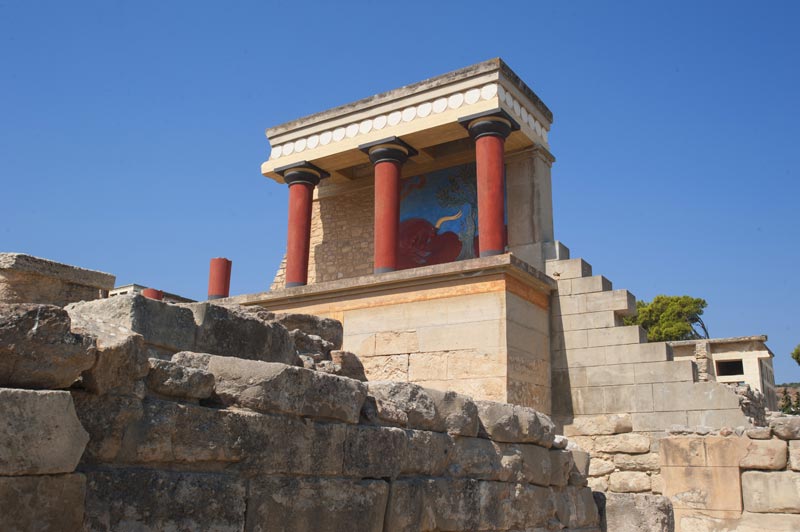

{"left": 780, "top": 389, "right": 793, "bottom": 414}
{"left": 792, "top": 344, "right": 800, "bottom": 366}
{"left": 624, "top": 295, "right": 709, "bottom": 342}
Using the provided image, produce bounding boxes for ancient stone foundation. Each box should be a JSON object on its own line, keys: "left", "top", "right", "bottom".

{"left": 0, "top": 294, "right": 600, "bottom": 531}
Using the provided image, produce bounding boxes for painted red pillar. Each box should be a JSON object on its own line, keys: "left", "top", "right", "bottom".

{"left": 277, "top": 163, "right": 327, "bottom": 288}
{"left": 465, "top": 114, "right": 514, "bottom": 257}
{"left": 361, "top": 138, "right": 416, "bottom": 274}
{"left": 207, "top": 257, "right": 232, "bottom": 299}
{"left": 142, "top": 288, "right": 163, "bottom": 300}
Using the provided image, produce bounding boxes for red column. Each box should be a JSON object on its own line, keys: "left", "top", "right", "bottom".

{"left": 142, "top": 288, "right": 163, "bottom": 300}
{"left": 207, "top": 257, "right": 232, "bottom": 299}
{"left": 279, "top": 164, "right": 325, "bottom": 288}
{"left": 467, "top": 116, "right": 513, "bottom": 257}
{"left": 362, "top": 140, "right": 415, "bottom": 273}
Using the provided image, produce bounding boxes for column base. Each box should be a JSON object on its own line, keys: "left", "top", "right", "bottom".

{"left": 374, "top": 267, "right": 396, "bottom": 274}
{"left": 479, "top": 249, "right": 505, "bottom": 258}
{"left": 285, "top": 281, "right": 306, "bottom": 288}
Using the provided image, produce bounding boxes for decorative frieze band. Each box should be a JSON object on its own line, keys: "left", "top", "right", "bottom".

{"left": 268, "top": 82, "right": 549, "bottom": 161}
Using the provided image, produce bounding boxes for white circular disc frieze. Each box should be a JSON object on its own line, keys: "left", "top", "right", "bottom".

{"left": 359, "top": 119, "right": 373, "bottom": 134}
{"left": 333, "top": 128, "right": 346, "bottom": 141}
{"left": 388, "top": 111, "right": 402, "bottom": 126}
{"left": 307, "top": 135, "right": 319, "bottom": 149}
{"left": 345, "top": 124, "right": 359, "bottom": 138}
{"left": 402, "top": 107, "right": 416, "bottom": 122}
{"left": 294, "top": 138, "right": 306, "bottom": 152}
{"left": 465, "top": 88, "right": 480, "bottom": 104}
{"left": 417, "top": 102, "right": 432, "bottom": 117}
{"left": 448, "top": 93, "right": 464, "bottom": 109}
{"left": 320, "top": 131, "right": 332, "bottom": 145}
{"left": 373, "top": 115, "right": 387, "bottom": 129}
{"left": 481, "top": 83, "right": 497, "bottom": 100}
{"left": 432, "top": 97, "right": 448, "bottom": 113}
{"left": 283, "top": 142, "right": 294, "bottom": 156}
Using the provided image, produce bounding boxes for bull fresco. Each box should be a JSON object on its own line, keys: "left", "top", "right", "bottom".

{"left": 398, "top": 163, "right": 506, "bottom": 270}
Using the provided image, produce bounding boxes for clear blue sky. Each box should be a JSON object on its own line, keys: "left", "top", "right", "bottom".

{"left": 2, "top": 2, "right": 798, "bottom": 382}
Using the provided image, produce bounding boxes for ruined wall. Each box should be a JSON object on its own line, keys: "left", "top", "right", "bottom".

{"left": 0, "top": 294, "right": 600, "bottom": 532}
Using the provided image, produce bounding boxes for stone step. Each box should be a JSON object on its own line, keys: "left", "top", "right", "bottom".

{"left": 545, "top": 258, "right": 592, "bottom": 280}
{"left": 552, "top": 342, "right": 672, "bottom": 370}
{"left": 551, "top": 311, "right": 621, "bottom": 333}
{"left": 552, "top": 289, "right": 637, "bottom": 317}
{"left": 556, "top": 275, "right": 612, "bottom": 296}
{"left": 552, "top": 325, "right": 646, "bottom": 351}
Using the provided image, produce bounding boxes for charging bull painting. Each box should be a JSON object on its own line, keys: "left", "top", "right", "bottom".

{"left": 398, "top": 163, "right": 506, "bottom": 270}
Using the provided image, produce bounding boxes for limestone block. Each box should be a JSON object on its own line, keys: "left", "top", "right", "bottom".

{"left": 564, "top": 414, "right": 633, "bottom": 437}
{"left": 589, "top": 458, "right": 616, "bottom": 477}
{"left": 771, "top": 416, "right": 800, "bottom": 440}
{"left": 605, "top": 341, "right": 672, "bottom": 365}
{"left": 475, "top": 400, "right": 556, "bottom": 447}
{"left": 740, "top": 438, "right": 788, "bottom": 470}
{"left": 520, "top": 443, "right": 552, "bottom": 486}
{"left": 550, "top": 449, "right": 574, "bottom": 487}
{"left": 570, "top": 386, "right": 606, "bottom": 415}
{"left": 585, "top": 364, "right": 635, "bottom": 386}
{"left": 659, "top": 436, "right": 707, "bottom": 467}
{"left": 608, "top": 471, "right": 651, "bottom": 493}
{"left": 662, "top": 466, "right": 742, "bottom": 511}
{"left": 146, "top": 358, "right": 214, "bottom": 400}
{"left": 343, "top": 425, "right": 407, "bottom": 479}
{"left": 704, "top": 435, "right": 749, "bottom": 467}
{"left": 402, "top": 430, "right": 453, "bottom": 476}
{"left": 408, "top": 351, "right": 447, "bottom": 381}
{"left": 174, "top": 352, "right": 367, "bottom": 424}
{"left": 361, "top": 354, "right": 408, "bottom": 381}
{"left": 586, "top": 325, "right": 646, "bottom": 348}
{"left": 570, "top": 275, "right": 612, "bottom": 295}
{"left": 71, "top": 391, "right": 143, "bottom": 463}
{"left": 587, "top": 289, "right": 636, "bottom": 315}
{"left": 67, "top": 294, "right": 196, "bottom": 351}
{"left": 650, "top": 473, "right": 665, "bottom": 494}
{"left": 652, "top": 381, "right": 741, "bottom": 412}
{"left": 603, "top": 493, "right": 674, "bottom": 532}
{"left": 687, "top": 408, "right": 749, "bottom": 429}
{"left": 603, "top": 383, "right": 655, "bottom": 414}
{"left": 360, "top": 394, "right": 408, "bottom": 427}
{"left": 546, "top": 258, "right": 592, "bottom": 280}
{"left": 570, "top": 447, "right": 590, "bottom": 477}
{"left": 552, "top": 311, "right": 618, "bottom": 333}
{"left": 0, "top": 303, "right": 96, "bottom": 389}
{"left": 790, "top": 440, "right": 800, "bottom": 471}
{"left": 742, "top": 471, "right": 800, "bottom": 513}
{"left": 634, "top": 359, "right": 696, "bottom": 384}
{"left": 736, "top": 511, "right": 800, "bottom": 531}
{"left": 247, "top": 477, "right": 388, "bottom": 532}
{"left": 447, "top": 438, "right": 522, "bottom": 481}
{"left": 426, "top": 388, "right": 479, "bottom": 437}
{"left": 83, "top": 469, "right": 246, "bottom": 532}
{"left": 560, "top": 485, "right": 600, "bottom": 529}
{"left": 418, "top": 320, "right": 503, "bottom": 352}
{"left": 0, "top": 474, "right": 86, "bottom": 532}
{"left": 614, "top": 452, "right": 660, "bottom": 472}
{"left": 269, "top": 311, "right": 343, "bottom": 349}
{"left": 69, "top": 319, "right": 149, "bottom": 395}
{"left": 184, "top": 303, "right": 299, "bottom": 364}
{"left": 588, "top": 476, "right": 608, "bottom": 492}
{"left": 0, "top": 388, "right": 89, "bottom": 475}
{"left": 746, "top": 427, "right": 772, "bottom": 439}
{"left": 0, "top": 253, "right": 114, "bottom": 306}
{"left": 328, "top": 350, "right": 367, "bottom": 381}
{"left": 632, "top": 411, "right": 689, "bottom": 432}
{"left": 366, "top": 382, "right": 442, "bottom": 432}
{"left": 289, "top": 328, "right": 334, "bottom": 358}
{"left": 446, "top": 349, "right": 507, "bottom": 380}
{"left": 595, "top": 433, "right": 651, "bottom": 454}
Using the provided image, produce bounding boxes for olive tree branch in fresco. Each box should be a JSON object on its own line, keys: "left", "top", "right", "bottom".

{"left": 436, "top": 167, "right": 478, "bottom": 261}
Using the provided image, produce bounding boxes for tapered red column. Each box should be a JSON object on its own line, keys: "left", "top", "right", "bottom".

{"left": 467, "top": 115, "right": 513, "bottom": 257}
{"left": 278, "top": 163, "right": 327, "bottom": 288}
{"left": 361, "top": 138, "right": 416, "bottom": 273}
{"left": 207, "top": 257, "right": 232, "bottom": 299}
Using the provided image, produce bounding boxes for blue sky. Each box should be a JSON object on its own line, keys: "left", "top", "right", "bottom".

{"left": 2, "top": 1, "right": 798, "bottom": 381}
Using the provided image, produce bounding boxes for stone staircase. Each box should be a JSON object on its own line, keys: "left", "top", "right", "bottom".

{"left": 545, "top": 258, "right": 754, "bottom": 434}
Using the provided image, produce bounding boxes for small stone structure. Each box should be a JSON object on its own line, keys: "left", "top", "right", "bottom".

{"left": 0, "top": 253, "right": 115, "bottom": 306}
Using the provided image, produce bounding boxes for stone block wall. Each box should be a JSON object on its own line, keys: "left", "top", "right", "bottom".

{"left": 0, "top": 293, "right": 601, "bottom": 531}
{"left": 547, "top": 257, "right": 757, "bottom": 434}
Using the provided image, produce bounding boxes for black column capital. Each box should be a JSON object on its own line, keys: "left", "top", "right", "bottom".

{"left": 276, "top": 161, "right": 329, "bottom": 186}
{"left": 458, "top": 108, "right": 520, "bottom": 141}
{"left": 359, "top": 136, "right": 418, "bottom": 165}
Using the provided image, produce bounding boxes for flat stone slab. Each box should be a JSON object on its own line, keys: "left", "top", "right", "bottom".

{"left": 173, "top": 352, "right": 367, "bottom": 424}
{"left": 0, "top": 388, "right": 89, "bottom": 475}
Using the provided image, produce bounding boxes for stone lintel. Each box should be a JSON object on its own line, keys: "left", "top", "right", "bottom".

{"left": 221, "top": 253, "right": 555, "bottom": 308}
{"left": 667, "top": 336, "right": 773, "bottom": 358}
{"left": 0, "top": 253, "right": 115, "bottom": 290}
{"left": 262, "top": 58, "right": 553, "bottom": 184}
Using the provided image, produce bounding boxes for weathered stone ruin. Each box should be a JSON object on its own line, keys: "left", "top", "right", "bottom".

{"left": 3, "top": 58, "right": 798, "bottom": 531}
